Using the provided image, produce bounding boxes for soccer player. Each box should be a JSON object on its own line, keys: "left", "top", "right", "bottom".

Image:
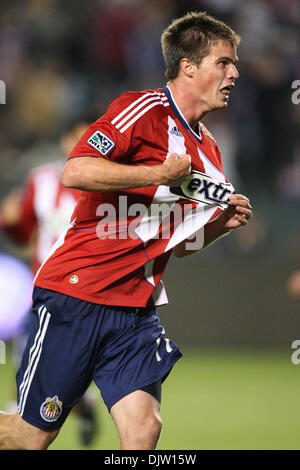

{"left": 0, "top": 12, "right": 252, "bottom": 450}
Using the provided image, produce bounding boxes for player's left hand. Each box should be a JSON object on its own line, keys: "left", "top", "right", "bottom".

{"left": 221, "top": 194, "right": 252, "bottom": 230}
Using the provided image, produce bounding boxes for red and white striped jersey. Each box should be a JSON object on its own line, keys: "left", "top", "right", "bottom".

{"left": 1, "top": 161, "right": 80, "bottom": 273}
{"left": 34, "top": 87, "right": 234, "bottom": 308}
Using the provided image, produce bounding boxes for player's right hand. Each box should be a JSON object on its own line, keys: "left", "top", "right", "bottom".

{"left": 160, "top": 153, "right": 191, "bottom": 186}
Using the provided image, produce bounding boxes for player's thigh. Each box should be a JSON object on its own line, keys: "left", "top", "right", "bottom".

{"left": 16, "top": 300, "right": 94, "bottom": 432}
{"left": 94, "top": 306, "right": 182, "bottom": 412}
{"left": 6, "top": 413, "right": 59, "bottom": 450}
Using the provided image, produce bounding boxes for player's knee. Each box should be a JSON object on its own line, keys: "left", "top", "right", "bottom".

{"left": 130, "top": 413, "right": 162, "bottom": 445}
{"left": 150, "top": 414, "right": 163, "bottom": 438}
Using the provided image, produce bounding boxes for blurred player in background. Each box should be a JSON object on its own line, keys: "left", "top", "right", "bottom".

{"left": 287, "top": 270, "right": 300, "bottom": 299}
{"left": 0, "top": 120, "right": 99, "bottom": 446}
{"left": 0, "top": 12, "right": 252, "bottom": 450}
{"left": 0, "top": 122, "right": 86, "bottom": 273}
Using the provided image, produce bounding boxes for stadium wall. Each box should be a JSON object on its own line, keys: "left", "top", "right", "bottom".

{"left": 160, "top": 256, "right": 299, "bottom": 348}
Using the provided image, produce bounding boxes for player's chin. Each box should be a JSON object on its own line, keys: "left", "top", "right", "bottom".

{"left": 219, "top": 97, "right": 229, "bottom": 108}
{"left": 213, "top": 97, "right": 228, "bottom": 110}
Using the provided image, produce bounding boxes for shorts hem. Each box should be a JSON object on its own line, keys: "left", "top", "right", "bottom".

{"left": 105, "top": 351, "right": 183, "bottom": 412}
{"left": 18, "top": 411, "right": 63, "bottom": 432}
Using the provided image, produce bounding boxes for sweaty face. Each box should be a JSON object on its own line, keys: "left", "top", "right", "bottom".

{"left": 192, "top": 40, "right": 239, "bottom": 112}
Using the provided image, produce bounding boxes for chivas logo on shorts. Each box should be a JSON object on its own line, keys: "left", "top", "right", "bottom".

{"left": 40, "top": 395, "right": 63, "bottom": 422}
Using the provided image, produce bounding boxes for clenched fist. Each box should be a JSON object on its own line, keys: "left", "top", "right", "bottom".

{"left": 159, "top": 153, "right": 191, "bottom": 186}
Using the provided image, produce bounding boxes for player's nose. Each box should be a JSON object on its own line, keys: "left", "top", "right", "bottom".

{"left": 228, "top": 63, "right": 239, "bottom": 80}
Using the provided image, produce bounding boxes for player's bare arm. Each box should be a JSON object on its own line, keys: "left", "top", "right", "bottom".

{"left": 173, "top": 194, "right": 252, "bottom": 257}
{"left": 62, "top": 152, "right": 191, "bottom": 192}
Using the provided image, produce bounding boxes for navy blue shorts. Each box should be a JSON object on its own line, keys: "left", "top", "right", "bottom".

{"left": 16, "top": 287, "right": 182, "bottom": 431}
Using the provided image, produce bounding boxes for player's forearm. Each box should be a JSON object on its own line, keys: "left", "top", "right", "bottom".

{"left": 202, "top": 216, "right": 231, "bottom": 249}
{"left": 173, "top": 215, "right": 230, "bottom": 257}
{"left": 62, "top": 157, "right": 164, "bottom": 192}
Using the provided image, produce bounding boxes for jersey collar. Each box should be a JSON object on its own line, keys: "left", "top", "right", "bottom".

{"left": 162, "top": 85, "right": 202, "bottom": 143}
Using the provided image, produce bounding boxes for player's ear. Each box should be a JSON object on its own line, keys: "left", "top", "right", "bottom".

{"left": 179, "top": 58, "right": 196, "bottom": 78}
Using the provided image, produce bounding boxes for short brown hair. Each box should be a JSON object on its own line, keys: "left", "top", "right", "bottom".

{"left": 161, "top": 11, "right": 241, "bottom": 80}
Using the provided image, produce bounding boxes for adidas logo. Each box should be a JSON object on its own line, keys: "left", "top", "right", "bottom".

{"left": 170, "top": 126, "right": 183, "bottom": 137}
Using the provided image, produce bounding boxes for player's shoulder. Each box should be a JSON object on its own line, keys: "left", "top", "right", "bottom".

{"left": 108, "top": 88, "right": 168, "bottom": 113}
{"left": 104, "top": 88, "right": 170, "bottom": 133}
{"left": 199, "top": 122, "right": 223, "bottom": 168}
{"left": 199, "top": 122, "right": 218, "bottom": 145}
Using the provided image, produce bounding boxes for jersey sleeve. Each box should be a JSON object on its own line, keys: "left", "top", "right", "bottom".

{"left": 68, "top": 90, "right": 166, "bottom": 163}
{"left": 68, "top": 118, "right": 131, "bottom": 162}
{"left": 68, "top": 91, "right": 147, "bottom": 162}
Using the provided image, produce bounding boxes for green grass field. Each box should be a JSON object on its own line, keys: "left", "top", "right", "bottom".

{"left": 1, "top": 346, "right": 299, "bottom": 450}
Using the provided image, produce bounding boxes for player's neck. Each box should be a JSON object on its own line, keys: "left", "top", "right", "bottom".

{"left": 167, "top": 80, "right": 209, "bottom": 130}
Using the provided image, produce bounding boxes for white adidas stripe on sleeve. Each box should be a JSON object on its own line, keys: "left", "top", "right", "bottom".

{"left": 111, "top": 91, "right": 169, "bottom": 134}
{"left": 115, "top": 95, "right": 166, "bottom": 130}
{"left": 119, "top": 100, "right": 169, "bottom": 134}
